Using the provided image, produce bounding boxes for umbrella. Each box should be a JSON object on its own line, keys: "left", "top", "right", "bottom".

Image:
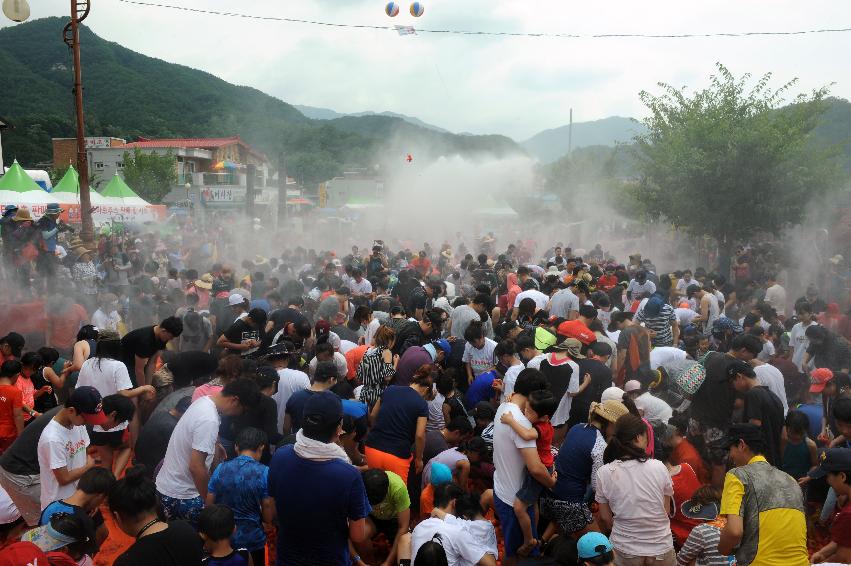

{"left": 213, "top": 160, "right": 238, "bottom": 170}
{"left": 0, "top": 160, "right": 54, "bottom": 205}
{"left": 286, "top": 197, "right": 313, "bottom": 205}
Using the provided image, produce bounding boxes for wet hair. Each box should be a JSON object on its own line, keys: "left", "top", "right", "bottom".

{"left": 103, "top": 394, "right": 135, "bottom": 424}
{"left": 446, "top": 416, "right": 473, "bottom": 435}
{"left": 76, "top": 325, "right": 99, "bottom": 342}
{"left": 108, "top": 466, "right": 158, "bottom": 519}
{"left": 589, "top": 341, "right": 612, "bottom": 357}
{"left": 454, "top": 491, "right": 485, "bottom": 520}
{"left": 411, "top": 365, "right": 435, "bottom": 389}
{"left": 494, "top": 339, "right": 516, "bottom": 359}
{"left": 49, "top": 512, "right": 90, "bottom": 556}
{"left": 579, "top": 305, "right": 598, "bottom": 320}
{"left": 459, "top": 436, "right": 489, "bottom": 457}
{"left": 199, "top": 504, "right": 235, "bottom": 542}
{"left": 514, "top": 368, "right": 548, "bottom": 397}
{"left": 603, "top": 414, "right": 649, "bottom": 464}
{"left": 414, "top": 539, "right": 450, "bottom": 566}
{"left": 20, "top": 352, "right": 42, "bottom": 369}
{"left": 785, "top": 410, "right": 810, "bottom": 435}
{"left": 435, "top": 371, "right": 455, "bottom": 396}
{"left": 37, "top": 347, "right": 60, "bottom": 366}
{"left": 463, "top": 321, "right": 485, "bottom": 343}
{"left": 221, "top": 378, "right": 262, "bottom": 409}
{"left": 78, "top": 466, "right": 116, "bottom": 495}
{"left": 833, "top": 397, "right": 851, "bottom": 423}
{"left": 433, "top": 482, "right": 463, "bottom": 509}
{"left": 730, "top": 334, "right": 762, "bottom": 356}
{"left": 159, "top": 316, "right": 183, "bottom": 337}
{"left": 362, "top": 469, "right": 390, "bottom": 505}
{"left": 527, "top": 389, "right": 557, "bottom": 420}
{"left": 0, "top": 360, "right": 22, "bottom": 378}
{"left": 518, "top": 297, "right": 537, "bottom": 317}
{"left": 95, "top": 334, "right": 123, "bottom": 365}
{"left": 373, "top": 326, "right": 396, "bottom": 348}
{"left": 235, "top": 427, "right": 268, "bottom": 453}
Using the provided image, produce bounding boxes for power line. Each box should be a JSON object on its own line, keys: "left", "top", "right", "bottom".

{"left": 116, "top": 0, "right": 851, "bottom": 40}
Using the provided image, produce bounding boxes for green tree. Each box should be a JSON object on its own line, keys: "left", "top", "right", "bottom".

{"left": 122, "top": 149, "right": 177, "bottom": 203}
{"left": 633, "top": 64, "right": 842, "bottom": 267}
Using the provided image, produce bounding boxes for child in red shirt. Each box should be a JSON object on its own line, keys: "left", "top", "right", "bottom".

{"left": 0, "top": 361, "right": 24, "bottom": 452}
{"left": 500, "top": 389, "right": 558, "bottom": 556}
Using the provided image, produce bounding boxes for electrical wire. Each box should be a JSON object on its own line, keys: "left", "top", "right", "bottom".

{"left": 116, "top": 0, "right": 851, "bottom": 40}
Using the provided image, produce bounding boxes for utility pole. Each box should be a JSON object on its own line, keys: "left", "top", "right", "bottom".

{"left": 568, "top": 108, "right": 573, "bottom": 157}
{"left": 246, "top": 164, "right": 256, "bottom": 218}
{"left": 63, "top": 0, "right": 94, "bottom": 244}
{"left": 278, "top": 153, "right": 287, "bottom": 226}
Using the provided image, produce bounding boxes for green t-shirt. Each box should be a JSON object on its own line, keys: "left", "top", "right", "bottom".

{"left": 370, "top": 471, "right": 410, "bottom": 521}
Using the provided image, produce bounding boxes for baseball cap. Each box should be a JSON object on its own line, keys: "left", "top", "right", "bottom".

{"left": 600, "top": 386, "right": 625, "bottom": 403}
{"left": 315, "top": 320, "right": 331, "bottom": 339}
{"left": 228, "top": 293, "right": 246, "bottom": 306}
{"left": 718, "top": 423, "right": 763, "bottom": 449}
{"left": 433, "top": 339, "right": 452, "bottom": 356}
{"left": 624, "top": 380, "right": 641, "bottom": 393}
{"left": 681, "top": 498, "right": 720, "bottom": 521}
{"left": 557, "top": 319, "right": 596, "bottom": 346}
{"left": 0, "top": 542, "right": 48, "bottom": 566}
{"left": 21, "top": 519, "right": 88, "bottom": 552}
{"left": 67, "top": 386, "right": 107, "bottom": 425}
{"left": 809, "top": 448, "right": 851, "bottom": 479}
{"left": 577, "top": 531, "right": 613, "bottom": 559}
{"left": 810, "top": 368, "right": 835, "bottom": 393}
{"left": 302, "top": 391, "right": 343, "bottom": 428}
{"left": 726, "top": 360, "right": 755, "bottom": 380}
{"left": 265, "top": 341, "right": 292, "bottom": 359}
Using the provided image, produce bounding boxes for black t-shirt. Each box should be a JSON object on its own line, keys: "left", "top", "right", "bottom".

{"left": 691, "top": 352, "right": 738, "bottom": 429}
{"left": 570, "top": 359, "right": 612, "bottom": 426}
{"left": 285, "top": 389, "right": 317, "bottom": 433}
{"left": 392, "top": 321, "right": 428, "bottom": 356}
{"left": 122, "top": 326, "right": 166, "bottom": 385}
{"left": 32, "top": 368, "right": 58, "bottom": 413}
{"left": 168, "top": 351, "right": 218, "bottom": 388}
{"left": 133, "top": 410, "right": 179, "bottom": 478}
{"left": 0, "top": 407, "right": 61, "bottom": 475}
{"left": 114, "top": 520, "right": 203, "bottom": 566}
{"left": 223, "top": 395, "right": 281, "bottom": 463}
{"left": 269, "top": 307, "right": 309, "bottom": 335}
{"left": 743, "top": 385, "right": 785, "bottom": 466}
{"left": 407, "top": 285, "right": 428, "bottom": 315}
{"left": 223, "top": 319, "right": 262, "bottom": 357}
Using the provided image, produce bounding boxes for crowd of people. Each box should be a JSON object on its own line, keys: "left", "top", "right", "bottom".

{"left": 0, "top": 215, "right": 851, "bottom": 565}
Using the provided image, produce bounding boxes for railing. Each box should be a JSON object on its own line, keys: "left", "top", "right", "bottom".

{"left": 202, "top": 172, "right": 237, "bottom": 186}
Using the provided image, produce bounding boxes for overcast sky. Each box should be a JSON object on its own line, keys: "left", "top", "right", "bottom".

{"left": 4, "top": 0, "right": 851, "bottom": 140}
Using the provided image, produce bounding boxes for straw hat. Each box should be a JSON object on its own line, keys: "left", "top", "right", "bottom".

{"left": 12, "top": 207, "right": 33, "bottom": 222}
{"left": 589, "top": 399, "right": 629, "bottom": 423}
{"left": 194, "top": 273, "right": 214, "bottom": 290}
{"left": 70, "top": 245, "right": 92, "bottom": 261}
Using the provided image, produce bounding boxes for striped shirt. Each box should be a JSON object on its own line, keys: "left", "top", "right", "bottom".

{"left": 676, "top": 521, "right": 732, "bottom": 566}
{"left": 636, "top": 304, "right": 677, "bottom": 347}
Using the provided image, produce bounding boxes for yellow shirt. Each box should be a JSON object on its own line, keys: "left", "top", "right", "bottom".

{"left": 720, "top": 455, "right": 808, "bottom": 566}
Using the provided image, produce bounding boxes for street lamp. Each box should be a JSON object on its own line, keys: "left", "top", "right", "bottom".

{"left": 2, "top": 0, "right": 30, "bottom": 22}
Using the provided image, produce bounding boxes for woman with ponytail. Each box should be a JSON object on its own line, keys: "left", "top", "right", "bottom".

{"left": 108, "top": 466, "right": 202, "bottom": 565}
{"left": 596, "top": 414, "right": 676, "bottom": 565}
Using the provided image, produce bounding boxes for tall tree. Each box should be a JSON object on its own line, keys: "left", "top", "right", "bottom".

{"left": 122, "top": 149, "right": 177, "bottom": 203}
{"left": 633, "top": 63, "right": 842, "bottom": 270}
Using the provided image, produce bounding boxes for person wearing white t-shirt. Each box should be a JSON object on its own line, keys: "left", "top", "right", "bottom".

{"left": 155, "top": 379, "right": 260, "bottom": 526}
{"left": 266, "top": 342, "right": 311, "bottom": 433}
{"left": 789, "top": 304, "right": 817, "bottom": 371}
{"left": 754, "top": 361, "right": 789, "bottom": 415}
{"left": 75, "top": 331, "right": 156, "bottom": 477}
{"left": 492, "top": 369, "right": 555, "bottom": 564}
{"left": 462, "top": 330, "right": 497, "bottom": 385}
{"left": 37, "top": 386, "right": 110, "bottom": 510}
{"left": 764, "top": 276, "right": 788, "bottom": 318}
{"left": 675, "top": 270, "right": 698, "bottom": 297}
{"left": 513, "top": 281, "right": 550, "bottom": 318}
{"left": 649, "top": 346, "right": 688, "bottom": 370}
{"left": 411, "top": 483, "right": 496, "bottom": 566}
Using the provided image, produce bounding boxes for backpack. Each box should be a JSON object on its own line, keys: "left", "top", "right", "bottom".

{"left": 181, "top": 309, "right": 210, "bottom": 351}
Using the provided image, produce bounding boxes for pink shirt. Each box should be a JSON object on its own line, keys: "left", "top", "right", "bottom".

{"left": 192, "top": 383, "right": 222, "bottom": 402}
{"left": 14, "top": 376, "right": 35, "bottom": 421}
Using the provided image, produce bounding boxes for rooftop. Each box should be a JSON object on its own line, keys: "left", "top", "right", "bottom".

{"left": 123, "top": 135, "right": 266, "bottom": 161}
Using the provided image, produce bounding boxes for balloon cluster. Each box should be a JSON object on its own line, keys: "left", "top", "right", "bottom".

{"left": 385, "top": 2, "right": 424, "bottom": 17}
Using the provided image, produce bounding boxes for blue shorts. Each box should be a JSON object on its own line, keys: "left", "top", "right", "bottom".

{"left": 494, "top": 495, "right": 537, "bottom": 557}
{"left": 157, "top": 492, "right": 204, "bottom": 528}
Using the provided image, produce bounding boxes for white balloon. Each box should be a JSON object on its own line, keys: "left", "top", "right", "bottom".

{"left": 2, "top": 0, "right": 30, "bottom": 22}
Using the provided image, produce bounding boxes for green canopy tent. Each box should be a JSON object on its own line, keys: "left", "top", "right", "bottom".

{"left": 99, "top": 173, "right": 149, "bottom": 206}
{"left": 0, "top": 160, "right": 52, "bottom": 204}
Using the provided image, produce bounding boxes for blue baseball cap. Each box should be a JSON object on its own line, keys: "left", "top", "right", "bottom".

{"left": 434, "top": 339, "right": 451, "bottom": 356}
{"left": 577, "top": 532, "right": 613, "bottom": 559}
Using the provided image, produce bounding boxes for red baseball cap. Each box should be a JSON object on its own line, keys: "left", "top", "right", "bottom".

{"left": 810, "top": 368, "right": 835, "bottom": 393}
{"left": 557, "top": 319, "right": 597, "bottom": 346}
{"left": 0, "top": 541, "right": 49, "bottom": 566}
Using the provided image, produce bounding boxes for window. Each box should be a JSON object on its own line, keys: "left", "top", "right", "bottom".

{"left": 94, "top": 162, "right": 104, "bottom": 169}
{"left": 116, "top": 162, "right": 124, "bottom": 169}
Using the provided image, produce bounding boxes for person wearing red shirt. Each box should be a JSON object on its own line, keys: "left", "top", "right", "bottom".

{"left": 0, "top": 361, "right": 24, "bottom": 453}
{"left": 597, "top": 267, "right": 619, "bottom": 291}
{"left": 669, "top": 415, "right": 710, "bottom": 483}
{"left": 410, "top": 251, "right": 432, "bottom": 277}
